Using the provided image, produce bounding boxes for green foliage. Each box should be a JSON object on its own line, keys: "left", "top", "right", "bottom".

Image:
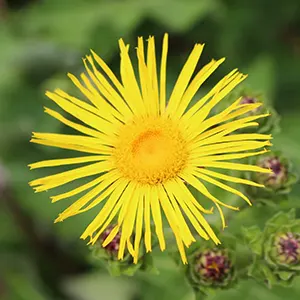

{"left": 1, "top": 0, "right": 300, "bottom": 300}
{"left": 244, "top": 210, "right": 300, "bottom": 288}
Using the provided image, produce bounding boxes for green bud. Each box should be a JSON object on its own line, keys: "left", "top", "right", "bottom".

{"left": 245, "top": 151, "right": 298, "bottom": 202}
{"left": 221, "top": 88, "right": 280, "bottom": 134}
{"left": 185, "top": 235, "right": 238, "bottom": 295}
{"left": 244, "top": 210, "right": 300, "bottom": 287}
{"left": 239, "top": 96, "right": 262, "bottom": 115}
{"left": 256, "top": 155, "right": 287, "bottom": 190}
{"left": 90, "top": 225, "right": 157, "bottom": 277}
{"left": 272, "top": 232, "right": 300, "bottom": 266}
{"left": 191, "top": 249, "right": 234, "bottom": 287}
{"left": 100, "top": 225, "right": 122, "bottom": 259}
{"left": 90, "top": 225, "right": 140, "bottom": 276}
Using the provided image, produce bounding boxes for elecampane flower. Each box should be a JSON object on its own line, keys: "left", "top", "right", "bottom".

{"left": 29, "top": 34, "right": 272, "bottom": 264}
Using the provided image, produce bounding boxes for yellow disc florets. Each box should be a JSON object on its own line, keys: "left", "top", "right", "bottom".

{"left": 113, "top": 116, "right": 189, "bottom": 185}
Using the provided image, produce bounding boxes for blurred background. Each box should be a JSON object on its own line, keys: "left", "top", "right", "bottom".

{"left": 1, "top": 0, "right": 300, "bottom": 299}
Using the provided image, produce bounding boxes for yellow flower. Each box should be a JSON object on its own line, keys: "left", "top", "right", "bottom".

{"left": 29, "top": 34, "right": 272, "bottom": 264}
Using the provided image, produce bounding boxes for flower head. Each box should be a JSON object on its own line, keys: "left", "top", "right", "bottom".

{"left": 29, "top": 34, "right": 271, "bottom": 264}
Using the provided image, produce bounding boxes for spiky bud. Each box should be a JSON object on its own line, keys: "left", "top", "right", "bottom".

{"left": 244, "top": 210, "right": 300, "bottom": 287}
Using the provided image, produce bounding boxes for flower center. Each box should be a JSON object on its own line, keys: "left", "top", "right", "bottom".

{"left": 113, "top": 116, "right": 188, "bottom": 185}
{"left": 275, "top": 232, "right": 300, "bottom": 264}
{"left": 195, "top": 250, "right": 231, "bottom": 283}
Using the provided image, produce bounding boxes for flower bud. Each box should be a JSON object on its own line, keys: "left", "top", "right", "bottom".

{"left": 100, "top": 225, "right": 121, "bottom": 258}
{"left": 245, "top": 151, "right": 298, "bottom": 201}
{"left": 256, "top": 155, "right": 287, "bottom": 190}
{"left": 221, "top": 88, "right": 281, "bottom": 134}
{"left": 240, "top": 96, "right": 261, "bottom": 114}
{"left": 273, "top": 232, "right": 300, "bottom": 265}
{"left": 193, "top": 249, "right": 233, "bottom": 286}
{"left": 245, "top": 210, "right": 300, "bottom": 287}
{"left": 90, "top": 225, "right": 155, "bottom": 276}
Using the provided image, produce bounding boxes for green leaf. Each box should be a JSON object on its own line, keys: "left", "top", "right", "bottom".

{"left": 266, "top": 209, "right": 296, "bottom": 227}
{"left": 276, "top": 271, "right": 294, "bottom": 281}
{"left": 242, "top": 226, "right": 263, "bottom": 255}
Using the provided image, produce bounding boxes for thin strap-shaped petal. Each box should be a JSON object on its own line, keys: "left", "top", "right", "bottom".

{"left": 80, "top": 178, "right": 130, "bottom": 241}
{"left": 199, "top": 161, "right": 272, "bottom": 173}
{"left": 79, "top": 66, "right": 124, "bottom": 122}
{"left": 76, "top": 176, "right": 127, "bottom": 214}
{"left": 157, "top": 185, "right": 188, "bottom": 246}
{"left": 137, "top": 38, "right": 148, "bottom": 99}
{"left": 173, "top": 177, "right": 213, "bottom": 214}
{"left": 55, "top": 88, "right": 118, "bottom": 123}
{"left": 187, "top": 99, "right": 261, "bottom": 142}
{"left": 166, "top": 43, "right": 204, "bottom": 116}
{"left": 117, "top": 182, "right": 138, "bottom": 225}
{"left": 190, "top": 140, "right": 271, "bottom": 157}
{"left": 195, "top": 132, "right": 272, "bottom": 150}
{"left": 86, "top": 179, "right": 131, "bottom": 244}
{"left": 192, "top": 113, "right": 270, "bottom": 146}
{"left": 191, "top": 149, "right": 269, "bottom": 163}
{"left": 28, "top": 155, "right": 108, "bottom": 170}
{"left": 162, "top": 183, "right": 195, "bottom": 245}
{"left": 181, "top": 69, "right": 240, "bottom": 123}
{"left": 119, "top": 39, "right": 146, "bottom": 116}
{"left": 31, "top": 138, "right": 112, "bottom": 155}
{"left": 157, "top": 186, "right": 187, "bottom": 263}
{"left": 90, "top": 49, "right": 126, "bottom": 95}
{"left": 55, "top": 172, "right": 120, "bottom": 222}
{"left": 181, "top": 172, "right": 240, "bottom": 211}
{"left": 185, "top": 73, "right": 247, "bottom": 138}
{"left": 165, "top": 180, "right": 209, "bottom": 240}
{"left": 118, "top": 187, "right": 141, "bottom": 259}
{"left": 102, "top": 226, "right": 120, "bottom": 247}
{"left": 29, "top": 161, "right": 113, "bottom": 192}
{"left": 160, "top": 33, "right": 168, "bottom": 113}
{"left": 43, "top": 107, "right": 113, "bottom": 143}
{"left": 31, "top": 134, "right": 113, "bottom": 155}
{"left": 194, "top": 170, "right": 252, "bottom": 205}
{"left": 67, "top": 72, "right": 117, "bottom": 121}
{"left": 133, "top": 196, "right": 144, "bottom": 263}
{"left": 171, "top": 178, "right": 220, "bottom": 244}
{"left": 191, "top": 121, "right": 258, "bottom": 148}
{"left": 214, "top": 133, "right": 272, "bottom": 143}
{"left": 50, "top": 175, "right": 104, "bottom": 203}
{"left": 150, "top": 185, "right": 166, "bottom": 251}
{"left": 197, "top": 168, "right": 264, "bottom": 187}
{"left": 147, "top": 36, "right": 159, "bottom": 115}
{"left": 181, "top": 173, "right": 239, "bottom": 229}
{"left": 46, "top": 91, "right": 118, "bottom": 136}
{"left": 174, "top": 58, "right": 225, "bottom": 119}
{"left": 144, "top": 186, "right": 152, "bottom": 252}
{"left": 136, "top": 37, "right": 153, "bottom": 115}
{"left": 86, "top": 54, "right": 133, "bottom": 119}
{"left": 32, "top": 132, "right": 113, "bottom": 150}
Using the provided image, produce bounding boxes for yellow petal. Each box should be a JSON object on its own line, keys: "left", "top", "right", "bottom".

{"left": 150, "top": 185, "right": 166, "bottom": 251}
{"left": 166, "top": 43, "right": 204, "bottom": 116}
{"left": 194, "top": 170, "right": 252, "bottom": 205}
{"left": 133, "top": 196, "right": 144, "bottom": 263}
{"left": 159, "top": 33, "right": 168, "bottom": 113}
{"left": 29, "top": 155, "right": 108, "bottom": 170}
{"left": 197, "top": 168, "right": 264, "bottom": 188}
